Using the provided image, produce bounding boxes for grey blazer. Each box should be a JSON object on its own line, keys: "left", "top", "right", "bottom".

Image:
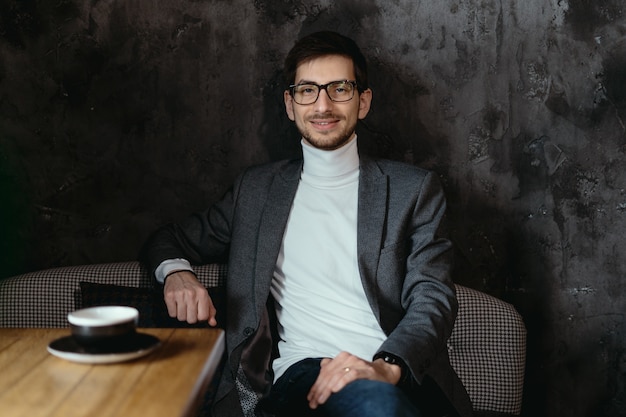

{"left": 143, "top": 155, "right": 473, "bottom": 417}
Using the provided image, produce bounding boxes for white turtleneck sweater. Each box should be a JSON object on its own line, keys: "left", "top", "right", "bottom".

{"left": 270, "top": 136, "right": 386, "bottom": 381}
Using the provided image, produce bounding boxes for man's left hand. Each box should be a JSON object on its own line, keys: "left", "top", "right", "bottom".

{"left": 306, "top": 351, "right": 402, "bottom": 409}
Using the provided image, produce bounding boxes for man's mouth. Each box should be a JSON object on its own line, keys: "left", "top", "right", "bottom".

{"left": 310, "top": 120, "right": 338, "bottom": 132}
{"left": 309, "top": 116, "right": 340, "bottom": 129}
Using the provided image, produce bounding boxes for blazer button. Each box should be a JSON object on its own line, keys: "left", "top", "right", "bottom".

{"left": 243, "top": 327, "right": 254, "bottom": 337}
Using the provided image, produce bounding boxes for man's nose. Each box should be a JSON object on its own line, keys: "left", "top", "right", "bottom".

{"left": 314, "top": 88, "right": 334, "bottom": 111}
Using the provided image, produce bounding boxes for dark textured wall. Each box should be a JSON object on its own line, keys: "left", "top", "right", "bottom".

{"left": 1, "top": 1, "right": 624, "bottom": 416}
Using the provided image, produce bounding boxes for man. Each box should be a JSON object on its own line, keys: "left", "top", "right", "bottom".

{"left": 141, "top": 31, "right": 472, "bottom": 417}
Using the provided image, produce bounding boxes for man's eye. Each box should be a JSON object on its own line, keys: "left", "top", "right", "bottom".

{"left": 331, "top": 82, "right": 351, "bottom": 94}
{"left": 296, "top": 85, "right": 317, "bottom": 95}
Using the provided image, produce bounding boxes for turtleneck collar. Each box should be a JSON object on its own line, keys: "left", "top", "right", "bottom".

{"left": 301, "top": 135, "right": 360, "bottom": 180}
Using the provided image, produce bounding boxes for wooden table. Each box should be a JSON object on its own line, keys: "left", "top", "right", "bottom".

{"left": 0, "top": 327, "right": 225, "bottom": 417}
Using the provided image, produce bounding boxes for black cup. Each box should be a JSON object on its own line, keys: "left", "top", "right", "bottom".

{"left": 68, "top": 306, "right": 139, "bottom": 350}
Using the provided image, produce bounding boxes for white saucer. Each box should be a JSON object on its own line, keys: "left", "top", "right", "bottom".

{"left": 48, "top": 333, "right": 161, "bottom": 364}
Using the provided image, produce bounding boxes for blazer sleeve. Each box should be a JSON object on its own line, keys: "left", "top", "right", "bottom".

{"left": 139, "top": 176, "right": 242, "bottom": 277}
{"left": 375, "top": 170, "right": 457, "bottom": 383}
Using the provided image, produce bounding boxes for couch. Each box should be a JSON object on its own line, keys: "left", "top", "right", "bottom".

{"left": 0, "top": 261, "right": 526, "bottom": 416}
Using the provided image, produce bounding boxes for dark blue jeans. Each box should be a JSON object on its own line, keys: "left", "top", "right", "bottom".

{"left": 260, "top": 358, "right": 428, "bottom": 417}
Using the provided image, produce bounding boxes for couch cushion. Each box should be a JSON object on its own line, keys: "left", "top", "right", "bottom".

{"left": 78, "top": 282, "right": 157, "bottom": 327}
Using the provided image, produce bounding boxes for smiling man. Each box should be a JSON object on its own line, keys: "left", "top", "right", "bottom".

{"left": 141, "top": 31, "right": 472, "bottom": 417}
{"left": 284, "top": 55, "right": 371, "bottom": 151}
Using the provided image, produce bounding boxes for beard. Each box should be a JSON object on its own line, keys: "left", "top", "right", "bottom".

{"left": 296, "top": 114, "right": 357, "bottom": 151}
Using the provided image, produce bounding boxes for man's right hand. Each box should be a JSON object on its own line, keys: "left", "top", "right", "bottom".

{"left": 163, "top": 271, "right": 217, "bottom": 326}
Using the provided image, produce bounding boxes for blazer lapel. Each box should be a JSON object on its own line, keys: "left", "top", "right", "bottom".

{"left": 253, "top": 160, "right": 302, "bottom": 306}
{"left": 357, "top": 156, "right": 388, "bottom": 320}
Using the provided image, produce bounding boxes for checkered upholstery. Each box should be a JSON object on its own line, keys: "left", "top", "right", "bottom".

{"left": 0, "top": 261, "right": 226, "bottom": 328}
{"left": 448, "top": 285, "right": 526, "bottom": 415}
{"left": 0, "top": 263, "right": 525, "bottom": 415}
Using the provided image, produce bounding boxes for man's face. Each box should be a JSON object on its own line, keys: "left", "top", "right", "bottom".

{"left": 284, "top": 55, "right": 372, "bottom": 150}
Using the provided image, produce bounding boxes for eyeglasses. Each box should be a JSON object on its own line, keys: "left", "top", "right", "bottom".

{"left": 289, "top": 80, "right": 358, "bottom": 105}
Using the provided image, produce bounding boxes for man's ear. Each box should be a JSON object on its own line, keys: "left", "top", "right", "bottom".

{"left": 284, "top": 90, "right": 295, "bottom": 121}
{"left": 358, "top": 88, "right": 373, "bottom": 119}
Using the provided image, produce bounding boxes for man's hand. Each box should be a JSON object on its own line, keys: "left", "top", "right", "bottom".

{"left": 163, "top": 271, "right": 217, "bottom": 326}
{"left": 306, "top": 351, "right": 402, "bottom": 409}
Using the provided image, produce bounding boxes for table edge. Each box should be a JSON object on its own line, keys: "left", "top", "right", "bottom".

{"left": 180, "top": 329, "right": 225, "bottom": 417}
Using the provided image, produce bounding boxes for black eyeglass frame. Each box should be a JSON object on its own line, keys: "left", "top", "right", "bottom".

{"left": 288, "top": 80, "right": 359, "bottom": 105}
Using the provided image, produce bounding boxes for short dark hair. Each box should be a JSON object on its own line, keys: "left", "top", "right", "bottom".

{"left": 283, "top": 31, "right": 369, "bottom": 92}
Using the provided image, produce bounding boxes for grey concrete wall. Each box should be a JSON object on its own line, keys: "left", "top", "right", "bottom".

{"left": 0, "top": 1, "right": 624, "bottom": 416}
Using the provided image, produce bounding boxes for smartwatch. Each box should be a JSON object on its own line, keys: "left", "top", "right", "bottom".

{"left": 373, "top": 351, "right": 408, "bottom": 384}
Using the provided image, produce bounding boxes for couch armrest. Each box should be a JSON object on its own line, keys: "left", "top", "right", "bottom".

{"left": 448, "top": 285, "right": 526, "bottom": 415}
{"left": 0, "top": 261, "right": 227, "bottom": 328}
